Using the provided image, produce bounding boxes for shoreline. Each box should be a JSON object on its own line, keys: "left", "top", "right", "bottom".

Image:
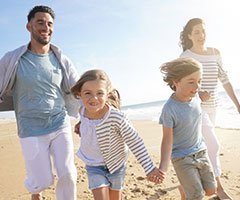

{"left": 0, "top": 118, "right": 240, "bottom": 131}
{"left": 0, "top": 120, "right": 239, "bottom": 199}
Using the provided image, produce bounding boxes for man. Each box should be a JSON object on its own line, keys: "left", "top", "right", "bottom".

{"left": 0, "top": 5, "right": 79, "bottom": 200}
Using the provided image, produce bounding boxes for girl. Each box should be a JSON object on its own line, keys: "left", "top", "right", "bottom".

{"left": 179, "top": 18, "right": 239, "bottom": 199}
{"left": 71, "top": 69, "right": 164, "bottom": 200}
{"left": 159, "top": 57, "right": 216, "bottom": 200}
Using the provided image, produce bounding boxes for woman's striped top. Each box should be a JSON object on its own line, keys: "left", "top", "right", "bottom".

{"left": 180, "top": 49, "right": 229, "bottom": 108}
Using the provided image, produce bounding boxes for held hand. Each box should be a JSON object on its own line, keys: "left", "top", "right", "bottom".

{"left": 147, "top": 168, "right": 166, "bottom": 184}
{"left": 199, "top": 91, "right": 211, "bottom": 102}
{"left": 74, "top": 121, "right": 81, "bottom": 136}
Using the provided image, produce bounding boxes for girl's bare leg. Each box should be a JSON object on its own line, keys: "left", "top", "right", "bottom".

{"left": 31, "top": 193, "right": 42, "bottom": 200}
{"left": 92, "top": 187, "right": 110, "bottom": 200}
{"left": 109, "top": 189, "right": 122, "bottom": 200}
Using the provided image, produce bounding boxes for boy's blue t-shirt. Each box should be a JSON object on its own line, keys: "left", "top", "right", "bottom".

{"left": 13, "top": 50, "right": 69, "bottom": 138}
{"left": 159, "top": 95, "right": 206, "bottom": 159}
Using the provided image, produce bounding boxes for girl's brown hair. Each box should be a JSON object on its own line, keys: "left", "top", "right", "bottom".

{"left": 160, "top": 57, "right": 202, "bottom": 91}
{"left": 71, "top": 69, "right": 121, "bottom": 109}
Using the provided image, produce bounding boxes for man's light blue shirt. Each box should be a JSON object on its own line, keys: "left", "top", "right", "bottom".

{"left": 13, "top": 50, "right": 69, "bottom": 138}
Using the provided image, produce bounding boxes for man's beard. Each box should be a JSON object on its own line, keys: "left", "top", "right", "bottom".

{"left": 32, "top": 32, "right": 51, "bottom": 45}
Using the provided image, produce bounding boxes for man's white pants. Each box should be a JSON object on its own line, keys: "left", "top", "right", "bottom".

{"left": 20, "top": 126, "right": 77, "bottom": 200}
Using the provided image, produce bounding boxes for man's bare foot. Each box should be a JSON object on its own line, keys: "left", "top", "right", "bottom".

{"left": 31, "top": 193, "right": 42, "bottom": 200}
{"left": 217, "top": 189, "right": 232, "bottom": 200}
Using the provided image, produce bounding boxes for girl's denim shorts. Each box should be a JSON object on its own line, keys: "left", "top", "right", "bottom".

{"left": 86, "top": 164, "right": 126, "bottom": 190}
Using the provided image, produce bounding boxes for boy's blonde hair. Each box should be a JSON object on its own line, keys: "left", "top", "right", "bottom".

{"left": 160, "top": 57, "right": 202, "bottom": 91}
{"left": 71, "top": 69, "right": 121, "bottom": 109}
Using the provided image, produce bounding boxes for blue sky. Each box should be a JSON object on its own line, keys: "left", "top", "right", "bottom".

{"left": 1, "top": 0, "right": 240, "bottom": 105}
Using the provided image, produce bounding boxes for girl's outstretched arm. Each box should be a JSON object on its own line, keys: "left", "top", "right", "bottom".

{"left": 74, "top": 121, "right": 81, "bottom": 136}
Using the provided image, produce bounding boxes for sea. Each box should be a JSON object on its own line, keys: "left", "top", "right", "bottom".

{"left": 122, "top": 89, "right": 240, "bottom": 130}
{"left": 0, "top": 90, "right": 240, "bottom": 129}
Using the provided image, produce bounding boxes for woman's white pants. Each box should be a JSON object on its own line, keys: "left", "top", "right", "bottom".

{"left": 202, "top": 108, "right": 221, "bottom": 177}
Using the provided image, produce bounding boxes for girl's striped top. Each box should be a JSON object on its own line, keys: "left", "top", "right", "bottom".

{"left": 180, "top": 49, "right": 229, "bottom": 108}
{"left": 95, "top": 107, "right": 155, "bottom": 174}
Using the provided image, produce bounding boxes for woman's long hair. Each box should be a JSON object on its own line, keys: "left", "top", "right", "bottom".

{"left": 179, "top": 18, "right": 204, "bottom": 51}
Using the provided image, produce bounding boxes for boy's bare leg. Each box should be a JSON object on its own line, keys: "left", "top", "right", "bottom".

{"left": 178, "top": 185, "right": 186, "bottom": 200}
{"left": 216, "top": 177, "right": 232, "bottom": 200}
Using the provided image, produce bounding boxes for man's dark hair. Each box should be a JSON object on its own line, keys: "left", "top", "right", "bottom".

{"left": 27, "top": 5, "right": 55, "bottom": 22}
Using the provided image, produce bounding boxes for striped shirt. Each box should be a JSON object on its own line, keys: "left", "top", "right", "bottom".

{"left": 180, "top": 49, "right": 229, "bottom": 108}
{"left": 92, "top": 107, "right": 155, "bottom": 175}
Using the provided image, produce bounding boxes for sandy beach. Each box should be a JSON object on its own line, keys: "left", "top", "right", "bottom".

{"left": 0, "top": 119, "right": 239, "bottom": 200}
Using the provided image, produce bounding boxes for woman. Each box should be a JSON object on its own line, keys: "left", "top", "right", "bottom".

{"left": 179, "top": 18, "right": 240, "bottom": 200}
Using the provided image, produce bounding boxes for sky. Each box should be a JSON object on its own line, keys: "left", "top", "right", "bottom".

{"left": 1, "top": 0, "right": 240, "bottom": 106}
